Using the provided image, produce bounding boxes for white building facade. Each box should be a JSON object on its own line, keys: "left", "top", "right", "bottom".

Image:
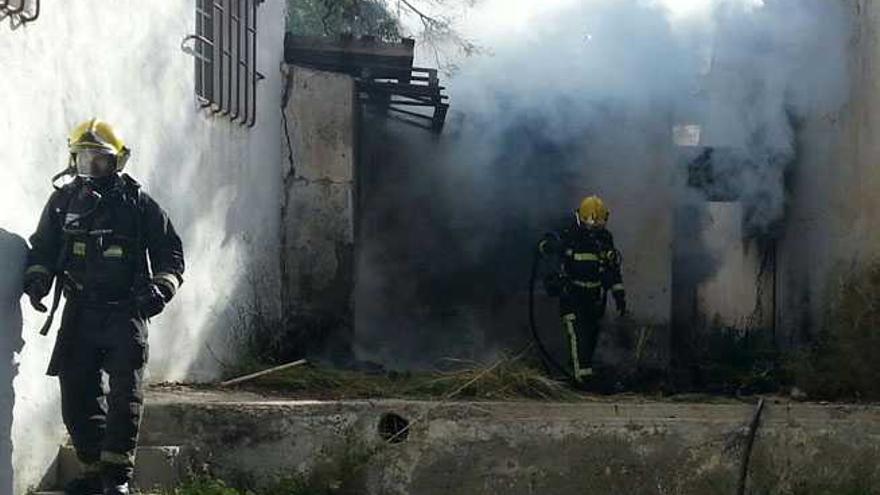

{"left": 0, "top": 1, "right": 286, "bottom": 492}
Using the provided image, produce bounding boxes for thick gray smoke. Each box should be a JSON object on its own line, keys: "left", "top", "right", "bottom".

{"left": 696, "top": 0, "right": 850, "bottom": 232}
{"left": 354, "top": 0, "right": 851, "bottom": 368}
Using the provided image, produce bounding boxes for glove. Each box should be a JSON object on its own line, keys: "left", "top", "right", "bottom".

{"left": 134, "top": 283, "right": 167, "bottom": 319}
{"left": 613, "top": 290, "right": 627, "bottom": 317}
{"left": 538, "top": 233, "right": 562, "bottom": 256}
{"left": 23, "top": 270, "right": 52, "bottom": 313}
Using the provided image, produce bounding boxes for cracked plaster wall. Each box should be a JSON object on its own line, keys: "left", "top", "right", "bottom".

{"left": 280, "top": 66, "right": 356, "bottom": 325}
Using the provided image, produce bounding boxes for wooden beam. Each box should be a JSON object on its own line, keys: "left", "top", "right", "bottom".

{"left": 285, "top": 34, "right": 414, "bottom": 74}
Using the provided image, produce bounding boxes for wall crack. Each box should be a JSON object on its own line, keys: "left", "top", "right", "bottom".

{"left": 280, "top": 66, "right": 296, "bottom": 307}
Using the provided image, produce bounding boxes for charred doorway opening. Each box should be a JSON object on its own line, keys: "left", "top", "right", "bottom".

{"left": 671, "top": 146, "right": 782, "bottom": 392}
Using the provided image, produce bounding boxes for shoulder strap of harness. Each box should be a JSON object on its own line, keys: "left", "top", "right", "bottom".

{"left": 38, "top": 182, "right": 83, "bottom": 336}
{"left": 122, "top": 174, "right": 151, "bottom": 287}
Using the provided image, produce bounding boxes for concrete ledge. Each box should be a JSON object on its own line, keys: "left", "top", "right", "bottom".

{"left": 140, "top": 388, "right": 880, "bottom": 494}
{"left": 52, "top": 445, "right": 182, "bottom": 493}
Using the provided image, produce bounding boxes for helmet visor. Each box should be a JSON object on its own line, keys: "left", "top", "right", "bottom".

{"left": 75, "top": 149, "right": 117, "bottom": 178}
{"left": 577, "top": 212, "right": 605, "bottom": 229}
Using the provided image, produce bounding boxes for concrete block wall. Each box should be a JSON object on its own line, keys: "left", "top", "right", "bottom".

{"left": 141, "top": 389, "right": 880, "bottom": 495}
{"left": 281, "top": 66, "right": 357, "bottom": 355}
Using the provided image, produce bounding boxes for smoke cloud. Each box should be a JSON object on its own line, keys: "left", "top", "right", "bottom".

{"left": 354, "top": 0, "right": 851, "bottom": 368}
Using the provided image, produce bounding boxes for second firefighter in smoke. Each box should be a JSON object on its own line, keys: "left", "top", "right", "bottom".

{"left": 539, "top": 195, "right": 628, "bottom": 383}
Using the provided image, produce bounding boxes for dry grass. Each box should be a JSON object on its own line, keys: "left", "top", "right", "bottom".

{"left": 237, "top": 352, "right": 583, "bottom": 402}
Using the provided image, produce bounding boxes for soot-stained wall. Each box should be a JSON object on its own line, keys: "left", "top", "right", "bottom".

{"left": 354, "top": 114, "right": 674, "bottom": 371}
{"left": 281, "top": 66, "right": 357, "bottom": 361}
{"left": 776, "top": 0, "right": 879, "bottom": 350}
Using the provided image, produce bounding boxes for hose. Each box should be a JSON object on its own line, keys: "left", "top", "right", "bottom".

{"left": 528, "top": 245, "right": 577, "bottom": 383}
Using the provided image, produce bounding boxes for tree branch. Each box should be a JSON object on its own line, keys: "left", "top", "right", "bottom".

{"left": 399, "top": 0, "right": 443, "bottom": 29}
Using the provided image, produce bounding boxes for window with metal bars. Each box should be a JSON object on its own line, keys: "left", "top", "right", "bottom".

{"left": 189, "top": 0, "right": 263, "bottom": 126}
{"left": 0, "top": 0, "right": 40, "bottom": 24}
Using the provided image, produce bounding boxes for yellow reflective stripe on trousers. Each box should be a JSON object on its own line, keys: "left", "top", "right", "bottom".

{"left": 25, "top": 264, "right": 51, "bottom": 277}
{"left": 562, "top": 313, "right": 583, "bottom": 382}
{"left": 612, "top": 283, "right": 625, "bottom": 292}
{"left": 72, "top": 241, "right": 86, "bottom": 256}
{"left": 572, "top": 252, "right": 599, "bottom": 262}
{"left": 101, "top": 450, "right": 133, "bottom": 466}
{"left": 571, "top": 280, "right": 602, "bottom": 289}
{"left": 576, "top": 367, "right": 594, "bottom": 379}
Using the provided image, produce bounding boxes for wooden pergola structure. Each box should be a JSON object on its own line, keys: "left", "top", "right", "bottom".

{"left": 285, "top": 34, "right": 449, "bottom": 132}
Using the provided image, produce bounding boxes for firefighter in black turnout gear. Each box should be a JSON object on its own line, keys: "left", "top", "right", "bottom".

{"left": 22, "top": 119, "right": 184, "bottom": 495}
{"left": 539, "top": 195, "right": 627, "bottom": 383}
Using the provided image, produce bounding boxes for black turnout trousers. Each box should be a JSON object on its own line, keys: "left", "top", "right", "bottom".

{"left": 56, "top": 304, "right": 148, "bottom": 481}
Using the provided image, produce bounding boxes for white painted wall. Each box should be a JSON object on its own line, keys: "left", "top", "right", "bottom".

{"left": 0, "top": 1, "right": 286, "bottom": 492}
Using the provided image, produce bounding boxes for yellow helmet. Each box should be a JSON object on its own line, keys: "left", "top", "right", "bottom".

{"left": 68, "top": 118, "right": 131, "bottom": 174}
{"left": 577, "top": 195, "right": 609, "bottom": 228}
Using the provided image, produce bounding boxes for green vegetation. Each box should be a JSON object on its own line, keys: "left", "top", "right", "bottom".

{"left": 165, "top": 476, "right": 330, "bottom": 495}
{"left": 287, "top": 0, "right": 401, "bottom": 40}
{"left": 788, "top": 261, "right": 880, "bottom": 401}
{"left": 166, "top": 473, "right": 357, "bottom": 495}
{"left": 679, "top": 260, "right": 880, "bottom": 401}
{"left": 165, "top": 434, "right": 373, "bottom": 495}
{"left": 284, "top": 0, "right": 479, "bottom": 74}
{"left": 686, "top": 324, "right": 781, "bottom": 395}
{"left": 166, "top": 477, "right": 242, "bottom": 495}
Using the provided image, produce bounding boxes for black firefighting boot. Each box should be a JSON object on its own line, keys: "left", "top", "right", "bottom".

{"left": 101, "top": 455, "right": 135, "bottom": 495}
{"left": 101, "top": 478, "right": 130, "bottom": 495}
{"left": 63, "top": 471, "right": 102, "bottom": 495}
{"left": 101, "top": 462, "right": 132, "bottom": 495}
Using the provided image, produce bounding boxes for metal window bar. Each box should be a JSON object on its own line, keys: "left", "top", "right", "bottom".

{"left": 248, "top": 0, "right": 259, "bottom": 126}
{"left": 212, "top": 0, "right": 225, "bottom": 115}
{"left": 0, "top": 0, "right": 40, "bottom": 22}
{"left": 241, "top": 1, "right": 250, "bottom": 125}
{"left": 14, "top": 0, "right": 40, "bottom": 23}
{"left": 195, "top": 0, "right": 216, "bottom": 107}
{"left": 187, "top": 0, "right": 261, "bottom": 126}
{"left": 230, "top": 0, "right": 241, "bottom": 120}
{"left": 195, "top": 1, "right": 211, "bottom": 106}
{"left": 220, "top": 0, "right": 235, "bottom": 117}
{"left": 3, "top": 0, "right": 25, "bottom": 15}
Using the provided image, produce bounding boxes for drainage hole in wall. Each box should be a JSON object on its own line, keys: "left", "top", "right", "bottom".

{"left": 378, "top": 412, "right": 410, "bottom": 443}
